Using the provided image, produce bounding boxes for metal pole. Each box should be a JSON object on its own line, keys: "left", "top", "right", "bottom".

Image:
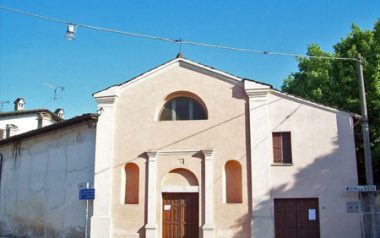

{"left": 357, "top": 56, "right": 377, "bottom": 238}
{"left": 85, "top": 200, "right": 89, "bottom": 238}
{"left": 85, "top": 182, "right": 90, "bottom": 238}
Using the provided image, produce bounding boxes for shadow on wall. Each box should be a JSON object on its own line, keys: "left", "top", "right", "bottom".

{"left": 109, "top": 89, "right": 358, "bottom": 237}
{"left": 231, "top": 112, "right": 360, "bottom": 238}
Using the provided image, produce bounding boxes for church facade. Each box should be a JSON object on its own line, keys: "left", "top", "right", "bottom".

{"left": 91, "top": 56, "right": 361, "bottom": 238}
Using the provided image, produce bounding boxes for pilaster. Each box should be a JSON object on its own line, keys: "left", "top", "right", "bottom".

{"left": 91, "top": 95, "right": 117, "bottom": 238}
{"left": 245, "top": 83, "right": 274, "bottom": 238}
{"left": 145, "top": 151, "right": 158, "bottom": 238}
{"left": 202, "top": 149, "right": 215, "bottom": 237}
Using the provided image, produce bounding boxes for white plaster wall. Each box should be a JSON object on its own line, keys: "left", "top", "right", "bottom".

{"left": 91, "top": 97, "right": 116, "bottom": 238}
{"left": 266, "top": 91, "right": 361, "bottom": 238}
{"left": 41, "top": 117, "right": 56, "bottom": 128}
{"left": 0, "top": 114, "right": 58, "bottom": 139}
{"left": 0, "top": 115, "right": 39, "bottom": 137}
{"left": 0, "top": 123, "right": 96, "bottom": 238}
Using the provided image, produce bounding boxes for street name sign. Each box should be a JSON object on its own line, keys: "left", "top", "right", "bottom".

{"left": 79, "top": 188, "right": 95, "bottom": 200}
{"left": 346, "top": 185, "right": 376, "bottom": 192}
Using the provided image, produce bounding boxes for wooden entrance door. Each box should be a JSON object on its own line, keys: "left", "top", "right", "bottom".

{"left": 162, "top": 193, "right": 199, "bottom": 238}
{"left": 274, "top": 198, "right": 320, "bottom": 238}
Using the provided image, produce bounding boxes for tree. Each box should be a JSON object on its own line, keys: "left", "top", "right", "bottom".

{"left": 282, "top": 19, "right": 380, "bottom": 185}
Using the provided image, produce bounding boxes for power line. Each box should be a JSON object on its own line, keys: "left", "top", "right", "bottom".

{"left": 0, "top": 6, "right": 177, "bottom": 43}
{"left": 0, "top": 5, "right": 359, "bottom": 62}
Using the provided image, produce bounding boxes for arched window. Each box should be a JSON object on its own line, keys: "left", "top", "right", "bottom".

{"left": 124, "top": 163, "right": 139, "bottom": 204}
{"left": 159, "top": 97, "right": 207, "bottom": 121}
{"left": 224, "top": 160, "right": 242, "bottom": 203}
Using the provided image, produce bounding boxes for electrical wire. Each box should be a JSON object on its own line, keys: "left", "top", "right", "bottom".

{"left": 0, "top": 6, "right": 177, "bottom": 43}
{"left": 180, "top": 40, "right": 357, "bottom": 61}
{"left": 0, "top": 5, "right": 360, "bottom": 62}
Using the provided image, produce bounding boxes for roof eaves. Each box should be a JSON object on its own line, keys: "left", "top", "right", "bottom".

{"left": 0, "top": 109, "right": 64, "bottom": 122}
{"left": 93, "top": 56, "right": 259, "bottom": 97}
{"left": 0, "top": 113, "right": 99, "bottom": 146}
{"left": 93, "top": 57, "right": 180, "bottom": 97}
{"left": 270, "top": 89, "right": 360, "bottom": 118}
{"left": 180, "top": 57, "right": 243, "bottom": 82}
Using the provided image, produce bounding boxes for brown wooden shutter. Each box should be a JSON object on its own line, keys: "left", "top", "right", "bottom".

{"left": 282, "top": 132, "right": 292, "bottom": 163}
{"left": 273, "top": 132, "right": 292, "bottom": 163}
{"left": 0, "top": 129, "right": 3, "bottom": 140}
{"left": 272, "top": 133, "right": 282, "bottom": 163}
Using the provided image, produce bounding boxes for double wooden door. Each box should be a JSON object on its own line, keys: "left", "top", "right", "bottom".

{"left": 162, "top": 193, "right": 199, "bottom": 238}
{"left": 274, "top": 198, "right": 320, "bottom": 238}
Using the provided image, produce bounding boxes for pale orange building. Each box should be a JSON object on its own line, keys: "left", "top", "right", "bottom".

{"left": 91, "top": 55, "right": 361, "bottom": 238}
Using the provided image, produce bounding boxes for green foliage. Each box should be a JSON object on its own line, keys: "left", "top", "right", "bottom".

{"left": 282, "top": 19, "right": 380, "bottom": 185}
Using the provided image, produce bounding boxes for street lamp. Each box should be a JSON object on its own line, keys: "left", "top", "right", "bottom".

{"left": 65, "top": 24, "right": 77, "bottom": 40}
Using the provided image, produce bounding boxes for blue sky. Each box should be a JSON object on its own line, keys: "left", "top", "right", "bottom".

{"left": 0, "top": 1, "right": 379, "bottom": 118}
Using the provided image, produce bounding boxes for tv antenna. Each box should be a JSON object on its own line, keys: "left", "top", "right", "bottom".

{"left": 43, "top": 82, "right": 64, "bottom": 101}
{"left": 0, "top": 100, "right": 9, "bottom": 112}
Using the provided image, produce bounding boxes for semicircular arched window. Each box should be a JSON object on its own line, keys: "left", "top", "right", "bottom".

{"left": 159, "top": 97, "right": 207, "bottom": 121}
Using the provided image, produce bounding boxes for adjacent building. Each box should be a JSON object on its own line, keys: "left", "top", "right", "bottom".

{"left": 0, "top": 98, "right": 64, "bottom": 139}
{"left": 0, "top": 114, "right": 98, "bottom": 238}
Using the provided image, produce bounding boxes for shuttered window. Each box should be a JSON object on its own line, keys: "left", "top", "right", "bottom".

{"left": 272, "top": 132, "right": 292, "bottom": 164}
{"left": 0, "top": 129, "right": 4, "bottom": 140}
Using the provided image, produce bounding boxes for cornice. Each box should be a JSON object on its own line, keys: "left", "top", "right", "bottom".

{"left": 146, "top": 149, "right": 214, "bottom": 158}
{"left": 95, "top": 95, "right": 118, "bottom": 105}
{"left": 202, "top": 149, "right": 214, "bottom": 158}
{"left": 146, "top": 151, "right": 158, "bottom": 159}
{"left": 148, "top": 149, "right": 200, "bottom": 156}
{"left": 245, "top": 88, "right": 269, "bottom": 98}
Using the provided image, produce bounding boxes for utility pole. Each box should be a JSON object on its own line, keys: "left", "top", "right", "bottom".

{"left": 357, "top": 55, "right": 377, "bottom": 238}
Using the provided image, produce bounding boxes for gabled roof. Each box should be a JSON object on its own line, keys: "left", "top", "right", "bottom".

{"left": 93, "top": 56, "right": 272, "bottom": 98}
{"left": 269, "top": 89, "right": 361, "bottom": 119}
{"left": 0, "top": 113, "right": 98, "bottom": 146}
{"left": 92, "top": 56, "right": 358, "bottom": 118}
{"left": 0, "top": 109, "right": 63, "bottom": 122}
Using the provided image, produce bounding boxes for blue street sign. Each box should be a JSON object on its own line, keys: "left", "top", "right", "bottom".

{"left": 79, "top": 189, "right": 95, "bottom": 200}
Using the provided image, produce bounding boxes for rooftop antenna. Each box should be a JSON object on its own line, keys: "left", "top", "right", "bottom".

{"left": 0, "top": 100, "right": 9, "bottom": 112}
{"left": 43, "top": 82, "right": 64, "bottom": 102}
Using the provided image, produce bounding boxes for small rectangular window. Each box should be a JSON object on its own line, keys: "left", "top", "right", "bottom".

{"left": 272, "top": 132, "right": 292, "bottom": 164}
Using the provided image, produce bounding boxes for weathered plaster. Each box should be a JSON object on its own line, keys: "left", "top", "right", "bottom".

{"left": 0, "top": 123, "right": 96, "bottom": 238}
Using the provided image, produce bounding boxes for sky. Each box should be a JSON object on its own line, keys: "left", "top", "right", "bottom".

{"left": 0, "top": 1, "right": 379, "bottom": 118}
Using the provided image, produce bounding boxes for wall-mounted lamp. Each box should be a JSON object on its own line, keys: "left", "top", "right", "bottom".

{"left": 66, "top": 24, "right": 77, "bottom": 40}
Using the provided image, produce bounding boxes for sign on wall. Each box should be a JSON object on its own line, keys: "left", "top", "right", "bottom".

{"left": 308, "top": 209, "right": 316, "bottom": 221}
{"left": 346, "top": 185, "right": 376, "bottom": 192}
{"left": 79, "top": 188, "right": 95, "bottom": 200}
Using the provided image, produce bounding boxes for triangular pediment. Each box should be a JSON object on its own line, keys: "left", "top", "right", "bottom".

{"left": 93, "top": 57, "right": 270, "bottom": 98}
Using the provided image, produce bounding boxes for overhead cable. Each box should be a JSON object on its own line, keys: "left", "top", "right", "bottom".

{"left": 0, "top": 5, "right": 359, "bottom": 62}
